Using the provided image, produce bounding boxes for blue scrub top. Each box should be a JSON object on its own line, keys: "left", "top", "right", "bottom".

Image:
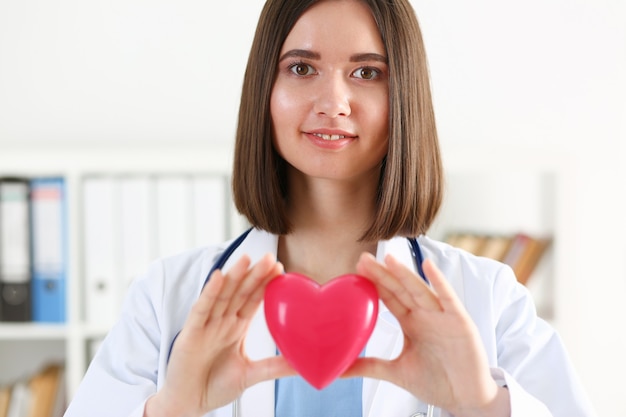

{"left": 275, "top": 375, "right": 363, "bottom": 417}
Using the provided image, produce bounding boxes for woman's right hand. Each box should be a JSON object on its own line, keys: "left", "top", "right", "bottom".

{"left": 144, "top": 253, "right": 294, "bottom": 417}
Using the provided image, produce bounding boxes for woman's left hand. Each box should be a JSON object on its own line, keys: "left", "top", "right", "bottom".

{"left": 344, "top": 253, "right": 510, "bottom": 417}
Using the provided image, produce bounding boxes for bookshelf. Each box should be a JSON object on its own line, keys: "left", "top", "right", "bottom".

{"left": 430, "top": 143, "right": 574, "bottom": 326}
{"left": 0, "top": 140, "right": 573, "bottom": 407}
{"left": 0, "top": 140, "right": 244, "bottom": 404}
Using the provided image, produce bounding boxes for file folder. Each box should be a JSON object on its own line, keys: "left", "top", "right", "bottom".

{"left": 0, "top": 178, "right": 32, "bottom": 322}
{"left": 191, "top": 175, "right": 227, "bottom": 246}
{"left": 82, "top": 176, "right": 119, "bottom": 327}
{"left": 119, "top": 176, "right": 154, "bottom": 297}
{"left": 155, "top": 176, "right": 192, "bottom": 257}
{"left": 30, "top": 177, "right": 67, "bottom": 323}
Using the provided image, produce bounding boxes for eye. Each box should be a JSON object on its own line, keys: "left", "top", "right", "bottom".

{"left": 352, "top": 67, "right": 380, "bottom": 80}
{"left": 289, "top": 62, "right": 316, "bottom": 76}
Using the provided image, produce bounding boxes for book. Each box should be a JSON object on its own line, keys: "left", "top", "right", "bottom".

{"left": 512, "top": 236, "right": 551, "bottom": 285}
{"left": 0, "top": 385, "right": 11, "bottom": 417}
{"left": 501, "top": 233, "right": 551, "bottom": 285}
{"left": 501, "top": 233, "right": 531, "bottom": 271}
{"left": 445, "top": 231, "right": 550, "bottom": 285}
{"left": 26, "top": 364, "right": 64, "bottom": 417}
{"left": 479, "top": 235, "right": 513, "bottom": 262}
{"left": 30, "top": 178, "right": 67, "bottom": 323}
{"left": 5, "top": 381, "right": 29, "bottom": 417}
{"left": 0, "top": 178, "right": 32, "bottom": 322}
{"left": 454, "top": 233, "right": 488, "bottom": 256}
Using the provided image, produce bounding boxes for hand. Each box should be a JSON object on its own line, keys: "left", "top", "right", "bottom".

{"left": 345, "top": 254, "right": 510, "bottom": 417}
{"left": 145, "top": 254, "right": 295, "bottom": 417}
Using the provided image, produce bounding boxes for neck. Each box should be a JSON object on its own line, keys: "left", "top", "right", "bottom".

{"left": 278, "top": 168, "right": 380, "bottom": 284}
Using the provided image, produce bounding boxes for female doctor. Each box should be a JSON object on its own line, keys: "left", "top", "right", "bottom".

{"left": 64, "top": 0, "right": 596, "bottom": 416}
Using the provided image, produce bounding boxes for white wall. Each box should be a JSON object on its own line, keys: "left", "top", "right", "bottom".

{"left": 0, "top": 0, "right": 266, "bottom": 143}
{"left": 414, "top": 2, "right": 626, "bottom": 415}
{"left": 1, "top": 0, "right": 625, "bottom": 415}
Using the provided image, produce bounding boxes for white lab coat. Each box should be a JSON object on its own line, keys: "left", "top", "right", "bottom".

{"left": 64, "top": 228, "right": 596, "bottom": 417}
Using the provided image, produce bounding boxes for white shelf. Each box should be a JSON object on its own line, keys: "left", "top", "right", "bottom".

{"left": 0, "top": 323, "right": 68, "bottom": 340}
{"left": 0, "top": 141, "right": 240, "bottom": 400}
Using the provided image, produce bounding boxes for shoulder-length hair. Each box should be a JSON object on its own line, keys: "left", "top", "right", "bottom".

{"left": 232, "top": 0, "right": 443, "bottom": 241}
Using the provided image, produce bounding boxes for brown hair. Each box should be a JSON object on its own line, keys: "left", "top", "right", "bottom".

{"left": 232, "top": 0, "right": 443, "bottom": 241}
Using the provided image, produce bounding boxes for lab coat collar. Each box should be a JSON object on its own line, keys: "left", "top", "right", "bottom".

{"left": 363, "top": 237, "right": 418, "bottom": 417}
{"left": 229, "top": 229, "right": 421, "bottom": 417}
{"left": 223, "top": 229, "right": 278, "bottom": 416}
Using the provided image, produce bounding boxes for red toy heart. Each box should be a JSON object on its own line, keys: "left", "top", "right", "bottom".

{"left": 264, "top": 273, "right": 378, "bottom": 389}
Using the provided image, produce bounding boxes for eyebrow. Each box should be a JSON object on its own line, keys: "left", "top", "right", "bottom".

{"left": 278, "top": 49, "right": 388, "bottom": 64}
{"left": 350, "top": 53, "right": 388, "bottom": 64}
{"left": 278, "top": 49, "right": 320, "bottom": 62}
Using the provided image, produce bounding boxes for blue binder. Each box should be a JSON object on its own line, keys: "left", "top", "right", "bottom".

{"left": 30, "top": 177, "right": 67, "bottom": 323}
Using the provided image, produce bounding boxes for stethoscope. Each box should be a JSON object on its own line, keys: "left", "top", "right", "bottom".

{"left": 168, "top": 228, "right": 436, "bottom": 417}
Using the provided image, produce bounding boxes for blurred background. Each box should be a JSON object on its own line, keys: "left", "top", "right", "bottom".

{"left": 0, "top": 0, "right": 624, "bottom": 415}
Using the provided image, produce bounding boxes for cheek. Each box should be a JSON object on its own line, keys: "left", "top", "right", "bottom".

{"left": 365, "top": 98, "right": 389, "bottom": 140}
{"left": 270, "top": 86, "right": 293, "bottom": 154}
{"left": 353, "top": 87, "right": 388, "bottom": 127}
{"left": 377, "top": 95, "right": 390, "bottom": 139}
{"left": 270, "top": 85, "right": 293, "bottom": 133}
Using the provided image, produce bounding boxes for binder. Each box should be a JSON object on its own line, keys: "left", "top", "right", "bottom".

{"left": 191, "top": 175, "right": 227, "bottom": 247}
{"left": 119, "top": 176, "right": 154, "bottom": 298}
{"left": 155, "top": 176, "right": 192, "bottom": 257}
{"left": 30, "top": 178, "right": 67, "bottom": 323}
{"left": 0, "top": 178, "right": 32, "bottom": 322}
{"left": 82, "top": 176, "right": 119, "bottom": 328}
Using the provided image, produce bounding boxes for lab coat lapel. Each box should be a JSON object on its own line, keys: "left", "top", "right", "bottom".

{"left": 223, "top": 229, "right": 278, "bottom": 417}
{"left": 220, "top": 228, "right": 278, "bottom": 273}
{"left": 363, "top": 237, "right": 422, "bottom": 417}
{"left": 417, "top": 235, "right": 466, "bottom": 306}
{"left": 363, "top": 236, "right": 461, "bottom": 417}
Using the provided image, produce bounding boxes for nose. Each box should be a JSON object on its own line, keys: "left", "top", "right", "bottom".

{"left": 313, "top": 74, "right": 351, "bottom": 118}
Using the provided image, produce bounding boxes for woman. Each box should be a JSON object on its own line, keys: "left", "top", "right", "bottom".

{"left": 64, "top": 0, "right": 596, "bottom": 416}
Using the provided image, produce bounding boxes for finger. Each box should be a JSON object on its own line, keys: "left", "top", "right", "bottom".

{"left": 247, "top": 355, "right": 296, "bottom": 387}
{"left": 225, "top": 253, "right": 282, "bottom": 317}
{"left": 341, "top": 356, "right": 392, "bottom": 382}
{"left": 357, "top": 253, "right": 417, "bottom": 315}
{"left": 208, "top": 255, "right": 252, "bottom": 318}
{"left": 422, "top": 259, "right": 463, "bottom": 312}
{"left": 238, "top": 262, "right": 284, "bottom": 319}
{"left": 385, "top": 255, "right": 441, "bottom": 311}
{"left": 373, "top": 281, "right": 411, "bottom": 317}
{"left": 186, "top": 268, "right": 227, "bottom": 330}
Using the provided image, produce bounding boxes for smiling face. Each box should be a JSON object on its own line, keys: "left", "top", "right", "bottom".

{"left": 270, "top": 0, "right": 389, "bottom": 183}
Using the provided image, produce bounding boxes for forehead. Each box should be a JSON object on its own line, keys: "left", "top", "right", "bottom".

{"left": 280, "top": 0, "right": 386, "bottom": 55}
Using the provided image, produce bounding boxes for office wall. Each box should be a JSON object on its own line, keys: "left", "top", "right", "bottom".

{"left": 0, "top": 0, "right": 266, "bottom": 143}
